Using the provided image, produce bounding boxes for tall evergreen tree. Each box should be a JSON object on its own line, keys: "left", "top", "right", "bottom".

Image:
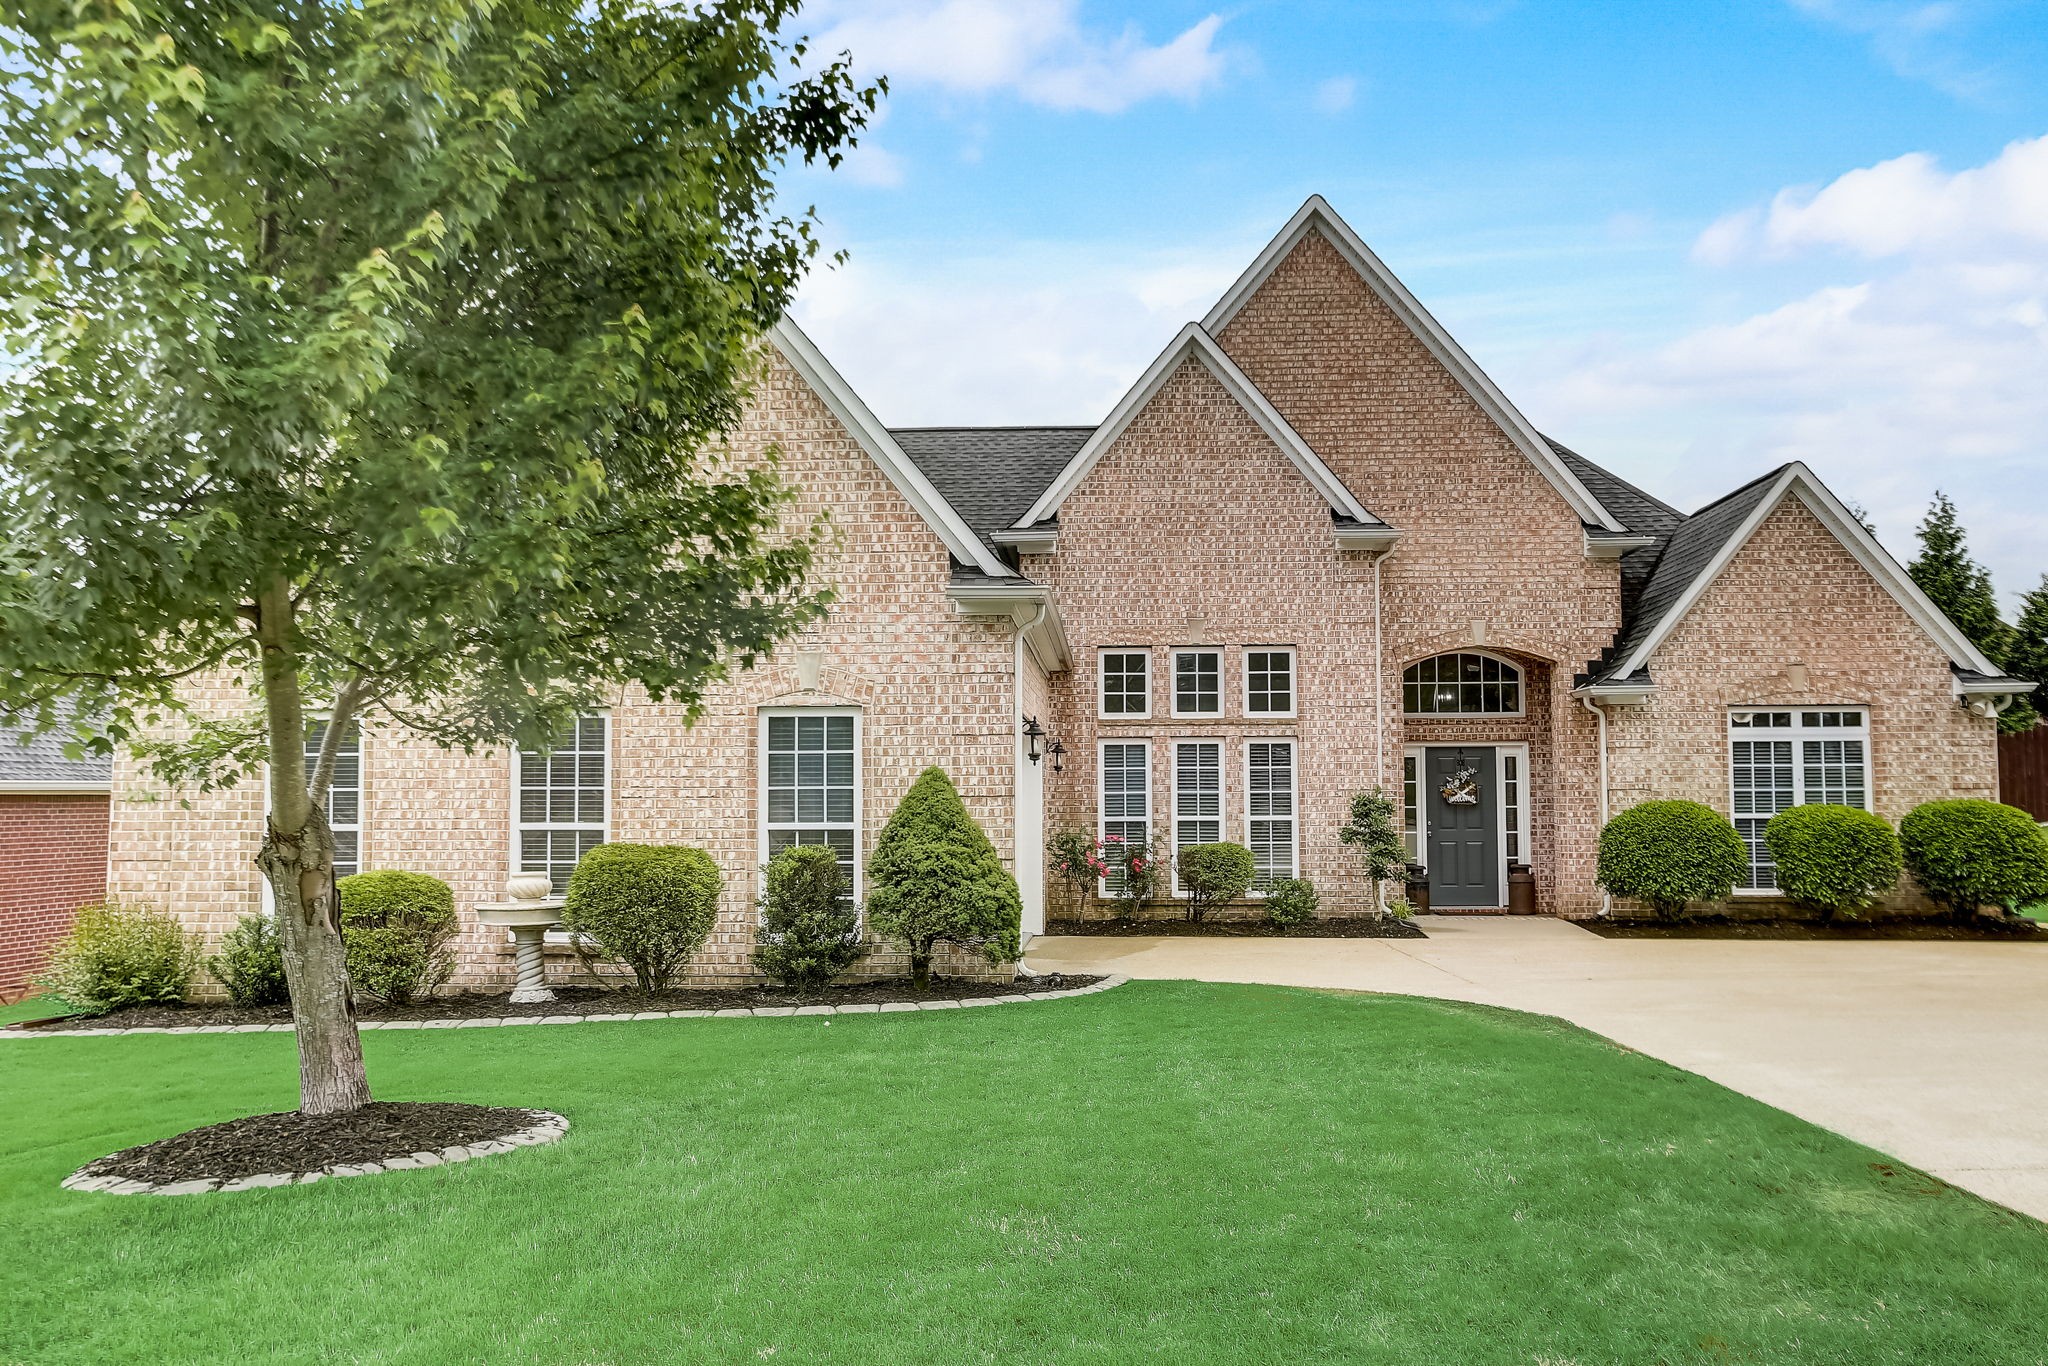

{"left": 1907, "top": 494, "right": 2035, "bottom": 733}
{"left": 2008, "top": 577, "right": 2048, "bottom": 729}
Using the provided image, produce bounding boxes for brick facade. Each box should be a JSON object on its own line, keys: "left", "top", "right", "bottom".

{"left": 103, "top": 199, "right": 2015, "bottom": 994}
{"left": 0, "top": 794, "right": 110, "bottom": 1000}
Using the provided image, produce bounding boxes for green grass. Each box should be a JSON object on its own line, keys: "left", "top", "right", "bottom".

{"left": 2, "top": 982, "right": 2042, "bottom": 1364}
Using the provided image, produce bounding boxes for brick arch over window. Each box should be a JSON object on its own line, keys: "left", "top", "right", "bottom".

{"left": 1402, "top": 651, "right": 1525, "bottom": 717}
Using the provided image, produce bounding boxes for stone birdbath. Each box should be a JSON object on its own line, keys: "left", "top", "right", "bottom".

{"left": 474, "top": 874, "right": 566, "bottom": 1004}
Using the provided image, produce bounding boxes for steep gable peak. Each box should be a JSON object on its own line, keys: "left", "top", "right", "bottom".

{"left": 1204, "top": 195, "right": 1626, "bottom": 534}
{"left": 1013, "top": 323, "right": 1391, "bottom": 545}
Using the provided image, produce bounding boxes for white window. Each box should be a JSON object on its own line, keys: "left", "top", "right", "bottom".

{"left": 1503, "top": 751, "right": 1523, "bottom": 865}
{"left": 1245, "top": 739, "right": 1297, "bottom": 889}
{"left": 1403, "top": 652, "right": 1523, "bottom": 716}
{"left": 517, "top": 713, "right": 609, "bottom": 894}
{"left": 1729, "top": 709, "right": 1869, "bottom": 891}
{"left": 1245, "top": 648, "right": 1296, "bottom": 717}
{"left": 1098, "top": 740, "right": 1152, "bottom": 893}
{"left": 1100, "top": 651, "right": 1151, "bottom": 718}
{"left": 1172, "top": 741, "right": 1224, "bottom": 891}
{"left": 1172, "top": 650, "right": 1221, "bottom": 716}
{"left": 306, "top": 720, "right": 364, "bottom": 878}
{"left": 1402, "top": 752, "right": 1421, "bottom": 865}
{"left": 762, "top": 711, "right": 861, "bottom": 892}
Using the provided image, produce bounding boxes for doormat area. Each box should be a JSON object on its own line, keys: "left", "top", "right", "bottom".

{"left": 1044, "top": 918, "right": 1426, "bottom": 939}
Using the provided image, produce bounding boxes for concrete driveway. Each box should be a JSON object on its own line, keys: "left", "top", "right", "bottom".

{"left": 1027, "top": 915, "right": 2048, "bottom": 1221}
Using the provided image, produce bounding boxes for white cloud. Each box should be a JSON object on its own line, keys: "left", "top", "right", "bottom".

{"left": 802, "top": 1, "right": 1229, "bottom": 114}
{"left": 789, "top": 241, "right": 1246, "bottom": 424}
{"left": 1521, "top": 135, "right": 2048, "bottom": 604}
{"left": 1789, "top": 0, "right": 1999, "bottom": 99}
{"left": 1313, "top": 76, "right": 1358, "bottom": 115}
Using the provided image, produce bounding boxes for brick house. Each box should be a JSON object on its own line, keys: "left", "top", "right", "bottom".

{"left": 2, "top": 707, "right": 112, "bottom": 1001}
{"left": 108, "top": 197, "right": 2032, "bottom": 989}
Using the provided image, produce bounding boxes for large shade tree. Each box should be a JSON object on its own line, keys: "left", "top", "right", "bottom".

{"left": 0, "top": 0, "right": 880, "bottom": 1113}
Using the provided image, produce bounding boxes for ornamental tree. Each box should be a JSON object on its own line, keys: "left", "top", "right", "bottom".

{"left": 865, "top": 767, "right": 1022, "bottom": 991}
{"left": 1339, "top": 787, "right": 1407, "bottom": 915}
{"left": 0, "top": 1, "right": 878, "bottom": 1112}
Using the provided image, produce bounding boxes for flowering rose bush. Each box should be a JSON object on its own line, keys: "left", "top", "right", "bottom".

{"left": 1049, "top": 829, "right": 1162, "bottom": 915}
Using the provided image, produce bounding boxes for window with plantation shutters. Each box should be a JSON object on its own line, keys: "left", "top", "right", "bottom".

{"left": 517, "top": 714, "right": 608, "bottom": 894}
{"left": 1729, "top": 709, "right": 1868, "bottom": 889}
{"left": 762, "top": 711, "right": 860, "bottom": 891}
{"left": 1172, "top": 741, "right": 1223, "bottom": 891}
{"left": 1245, "top": 739, "right": 1297, "bottom": 889}
{"left": 1098, "top": 740, "right": 1151, "bottom": 893}
{"left": 305, "top": 720, "right": 362, "bottom": 878}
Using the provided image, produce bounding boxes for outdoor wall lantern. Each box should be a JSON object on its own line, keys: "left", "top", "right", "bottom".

{"left": 1047, "top": 737, "right": 1066, "bottom": 774}
{"left": 1022, "top": 715, "right": 1047, "bottom": 764}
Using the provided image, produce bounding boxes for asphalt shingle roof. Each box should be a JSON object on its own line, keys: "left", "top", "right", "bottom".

{"left": 1548, "top": 439, "right": 1688, "bottom": 622}
{"left": 0, "top": 701, "right": 112, "bottom": 789}
{"left": 890, "top": 427, "right": 1093, "bottom": 554}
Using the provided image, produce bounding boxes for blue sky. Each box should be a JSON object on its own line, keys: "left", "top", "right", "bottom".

{"left": 780, "top": 0, "right": 2048, "bottom": 603}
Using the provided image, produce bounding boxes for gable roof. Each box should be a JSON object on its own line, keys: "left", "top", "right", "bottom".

{"left": 1597, "top": 462, "right": 2004, "bottom": 682}
{"left": 1013, "top": 323, "right": 1388, "bottom": 531}
{"left": 890, "top": 427, "right": 1092, "bottom": 550}
{"left": 1203, "top": 196, "right": 1626, "bottom": 533}
{"left": 767, "top": 320, "right": 1015, "bottom": 580}
{"left": 1548, "top": 439, "right": 1684, "bottom": 618}
{"left": 0, "top": 701, "right": 111, "bottom": 791}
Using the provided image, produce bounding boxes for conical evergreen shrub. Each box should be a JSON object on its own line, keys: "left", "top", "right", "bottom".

{"left": 866, "top": 766, "right": 1022, "bottom": 990}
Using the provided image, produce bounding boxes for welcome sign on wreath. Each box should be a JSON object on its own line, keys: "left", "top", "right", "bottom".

{"left": 1440, "top": 765, "right": 1481, "bottom": 806}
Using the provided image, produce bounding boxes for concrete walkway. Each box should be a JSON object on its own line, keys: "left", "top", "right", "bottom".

{"left": 1026, "top": 915, "right": 2048, "bottom": 1221}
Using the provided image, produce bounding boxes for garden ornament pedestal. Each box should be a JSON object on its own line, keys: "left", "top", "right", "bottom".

{"left": 475, "top": 881, "right": 566, "bottom": 1004}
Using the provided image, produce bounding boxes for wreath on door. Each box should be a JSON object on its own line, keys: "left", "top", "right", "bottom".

{"left": 1439, "top": 765, "right": 1481, "bottom": 806}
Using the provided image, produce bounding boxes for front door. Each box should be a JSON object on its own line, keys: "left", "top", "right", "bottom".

{"left": 1425, "top": 747, "right": 1499, "bottom": 908}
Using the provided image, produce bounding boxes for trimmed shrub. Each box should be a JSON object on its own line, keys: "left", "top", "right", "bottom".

{"left": 866, "top": 766, "right": 1022, "bottom": 991}
{"left": 208, "top": 914, "right": 290, "bottom": 1007}
{"left": 1763, "top": 805, "right": 1902, "bottom": 919}
{"left": 33, "top": 901, "right": 198, "bottom": 1015}
{"left": 1899, "top": 799, "right": 2048, "bottom": 914}
{"left": 337, "top": 870, "right": 457, "bottom": 1005}
{"left": 1178, "top": 842, "right": 1255, "bottom": 922}
{"left": 1264, "top": 877, "right": 1318, "bottom": 928}
{"left": 562, "top": 844, "right": 720, "bottom": 992}
{"left": 1596, "top": 800, "right": 1747, "bottom": 918}
{"left": 753, "top": 844, "right": 868, "bottom": 990}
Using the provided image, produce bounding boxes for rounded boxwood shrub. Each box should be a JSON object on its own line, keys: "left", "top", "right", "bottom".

{"left": 1596, "top": 800, "right": 1747, "bottom": 918}
{"left": 1177, "top": 842, "right": 1255, "bottom": 922}
{"left": 866, "top": 766, "right": 1022, "bottom": 991}
{"left": 207, "top": 913, "right": 290, "bottom": 1007}
{"left": 33, "top": 901, "right": 198, "bottom": 1015}
{"left": 1899, "top": 799, "right": 2048, "bottom": 915}
{"left": 1264, "top": 877, "right": 1318, "bottom": 928}
{"left": 562, "top": 843, "right": 721, "bottom": 992}
{"left": 1762, "top": 805, "right": 1902, "bottom": 920}
{"left": 753, "top": 844, "right": 868, "bottom": 990}
{"left": 337, "top": 870, "right": 457, "bottom": 1005}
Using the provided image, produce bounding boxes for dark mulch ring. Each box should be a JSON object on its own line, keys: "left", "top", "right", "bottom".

{"left": 17, "top": 973, "right": 1107, "bottom": 1032}
{"left": 1584, "top": 913, "right": 2043, "bottom": 941}
{"left": 77, "top": 1102, "right": 548, "bottom": 1187}
{"left": 1045, "top": 917, "right": 1426, "bottom": 939}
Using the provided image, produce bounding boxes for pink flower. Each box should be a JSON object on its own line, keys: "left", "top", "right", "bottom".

{"left": 1131, "top": 858, "right": 1145, "bottom": 871}
{"left": 1104, "top": 834, "right": 1123, "bottom": 842}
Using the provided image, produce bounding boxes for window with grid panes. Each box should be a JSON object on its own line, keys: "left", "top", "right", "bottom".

{"left": 1173, "top": 650, "right": 1220, "bottom": 715}
{"left": 1729, "top": 709, "right": 1868, "bottom": 889}
{"left": 1245, "top": 650, "right": 1295, "bottom": 716}
{"left": 1100, "top": 651, "right": 1150, "bottom": 717}
{"left": 518, "top": 714, "right": 608, "bottom": 893}
{"left": 305, "top": 720, "right": 362, "bottom": 877}
{"left": 1402, "top": 652, "right": 1522, "bottom": 715}
{"left": 763, "top": 712, "right": 859, "bottom": 885}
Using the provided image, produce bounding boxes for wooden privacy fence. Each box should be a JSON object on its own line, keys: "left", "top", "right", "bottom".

{"left": 1999, "top": 726, "right": 2048, "bottom": 821}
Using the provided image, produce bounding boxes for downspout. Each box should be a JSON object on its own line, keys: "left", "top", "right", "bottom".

{"left": 1017, "top": 600, "right": 1050, "bottom": 944}
{"left": 1373, "top": 552, "right": 1385, "bottom": 782}
{"left": 1579, "top": 696, "right": 1611, "bottom": 916}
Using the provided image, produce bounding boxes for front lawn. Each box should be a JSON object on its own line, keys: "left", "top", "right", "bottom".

{"left": 2, "top": 982, "right": 2042, "bottom": 1364}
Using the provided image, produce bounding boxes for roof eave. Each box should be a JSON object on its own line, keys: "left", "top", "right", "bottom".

{"left": 1585, "top": 531, "right": 1658, "bottom": 560}
{"left": 945, "top": 582, "right": 1072, "bottom": 673}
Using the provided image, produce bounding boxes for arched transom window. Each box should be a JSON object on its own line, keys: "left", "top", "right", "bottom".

{"left": 1403, "top": 652, "right": 1523, "bottom": 716}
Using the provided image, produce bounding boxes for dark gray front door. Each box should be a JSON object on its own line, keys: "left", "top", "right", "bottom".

{"left": 1426, "top": 747, "right": 1499, "bottom": 908}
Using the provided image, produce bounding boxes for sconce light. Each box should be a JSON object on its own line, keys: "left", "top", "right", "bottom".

{"left": 1047, "top": 738, "right": 1066, "bottom": 774}
{"left": 1022, "top": 715, "right": 1047, "bottom": 764}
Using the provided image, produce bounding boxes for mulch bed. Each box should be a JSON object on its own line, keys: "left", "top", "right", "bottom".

{"left": 1045, "top": 918, "right": 1426, "bottom": 939}
{"left": 1583, "top": 915, "right": 2044, "bottom": 942}
{"left": 76, "top": 1102, "right": 545, "bottom": 1186}
{"left": 17, "top": 973, "right": 1106, "bottom": 1032}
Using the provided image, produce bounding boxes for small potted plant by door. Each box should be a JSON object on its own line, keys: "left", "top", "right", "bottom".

{"left": 1405, "top": 862, "right": 1430, "bottom": 913}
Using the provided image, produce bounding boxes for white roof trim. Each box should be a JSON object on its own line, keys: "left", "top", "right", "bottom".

{"left": 768, "top": 319, "right": 1013, "bottom": 580}
{"left": 1016, "top": 323, "right": 1380, "bottom": 528}
{"left": 1202, "top": 196, "right": 1625, "bottom": 533}
{"left": 1612, "top": 463, "right": 2003, "bottom": 679}
{"left": 0, "top": 780, "right": 111, "bottom": 793}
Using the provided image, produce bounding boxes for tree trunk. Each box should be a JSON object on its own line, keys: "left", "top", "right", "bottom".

{"left": 910, "top": 944, "right": 932, "bottom": 993}
{"left": 255, "top": 577, "right": 373, "bottom": 1116}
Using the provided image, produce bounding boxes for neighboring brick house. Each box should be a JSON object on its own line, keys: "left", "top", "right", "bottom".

{"left": 107, "top": 196, "right": 2033, "bottom": 989}
{"left": 2, "top": 709, "right": 112, "bottom": 1001}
